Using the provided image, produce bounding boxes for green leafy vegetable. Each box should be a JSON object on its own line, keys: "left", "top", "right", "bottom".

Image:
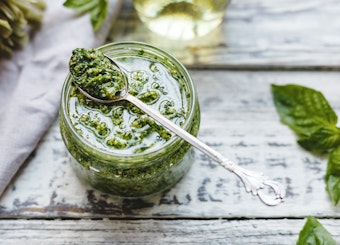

{"left": 272, "top": 84, "right": 340, "bottom": 153}
{"left": 271, "top": 84, "right": 337, "bottom": 138}
{"left": 0, "top": 0, "right": 46, "bottom": 58}
{"left": 272, "top": 84, "right": 340, "bottom": 205}
{"left": 297, "top": 216, "right": 336, "bottom": 245}
{"left": 326, "top": 146, "right": 340, "bottom": 205}
{"left": 63, "top": 0, "right": 108, "bottom": 31}
{"left": 298, "top": 125, "right": 340, "bottom": 152}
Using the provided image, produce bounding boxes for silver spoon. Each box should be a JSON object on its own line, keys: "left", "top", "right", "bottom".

{"left": 76, "top": 56, "right": 285, "bottom": 206}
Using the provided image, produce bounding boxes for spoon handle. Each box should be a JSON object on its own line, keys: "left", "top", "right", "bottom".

{"left": 125, "top": 93, "right": 285, "bottom": 206}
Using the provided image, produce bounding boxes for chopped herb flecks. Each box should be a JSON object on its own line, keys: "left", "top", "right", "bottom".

{"left": 69, "top": 48, "right": 125, "bottom": 100}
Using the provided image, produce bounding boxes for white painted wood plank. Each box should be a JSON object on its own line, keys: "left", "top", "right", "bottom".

{"left": 109, "top": 0, "right": 340, "bottom": 68}
{"left": 1, "top": 71, "right": 340, "bottom": 218}
{"left": 0, "top": 219, "right": 339, "bottom": 244}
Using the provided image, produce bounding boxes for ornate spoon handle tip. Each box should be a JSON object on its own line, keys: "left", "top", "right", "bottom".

{"left": 221, "top": 159, "right": 285, "bottom": 206}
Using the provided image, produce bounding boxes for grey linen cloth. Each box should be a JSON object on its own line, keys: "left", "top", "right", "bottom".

{"left": 0, "top": 0, "right": 122, "bottom": 196}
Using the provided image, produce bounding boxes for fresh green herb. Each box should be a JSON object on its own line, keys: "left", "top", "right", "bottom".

{"left": 271, "top": 84, "right": 338, "bottom": 145}
{"left": 63, "top": 0, "right": 108, "bottom": 31}
{"left": 297, "top": 216, "right": 336, "bottom": 245}
{"left": 326, "top": 146, "right": 340, "bottom": 205}
{"left": 272, "top": 84, "right": 340, "bottom": 205}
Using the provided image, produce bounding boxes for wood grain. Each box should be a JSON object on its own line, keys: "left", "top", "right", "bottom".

{"left": 109, "top": 0, "right": 340, "bottom": 69}
{"left": 1, "top": 71, "right": 340, "bottom": 218}
{"left": 0, "top": 219, "right": 339, "bottom": 244}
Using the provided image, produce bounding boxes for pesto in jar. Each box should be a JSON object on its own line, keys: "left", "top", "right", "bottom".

{"left": 60, "top": 42, "right": 200, "bottom": 198}
{"left": 68, "top": 49, "right": 188, "bottom": 154}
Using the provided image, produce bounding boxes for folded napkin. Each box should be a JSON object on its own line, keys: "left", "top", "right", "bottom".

{"left": 0, "top": 0, "right": 122, "bottom": 196}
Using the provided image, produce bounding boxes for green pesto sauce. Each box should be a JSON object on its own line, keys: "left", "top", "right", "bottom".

{"left": 68, "top": 54, "right": 189, "bottom": 154}
{"left": 69, "top": 48, "right": 125, "bottom": 100}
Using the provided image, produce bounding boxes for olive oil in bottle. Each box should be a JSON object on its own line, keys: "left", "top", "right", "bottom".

{"left": 133, "top": 0, "right": 229, "bottom": 40}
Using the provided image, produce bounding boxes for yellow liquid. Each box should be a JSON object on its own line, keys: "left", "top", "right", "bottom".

{"left": 133, "top": 0, "right": 229, "bottom": 40}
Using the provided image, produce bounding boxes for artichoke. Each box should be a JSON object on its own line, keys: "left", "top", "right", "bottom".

{"left": 0, "top": 0, "right": 46, "bottom": 58}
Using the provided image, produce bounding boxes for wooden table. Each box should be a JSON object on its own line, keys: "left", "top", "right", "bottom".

{"left": 1, "top": 0, "right": 340, "bottom": 243}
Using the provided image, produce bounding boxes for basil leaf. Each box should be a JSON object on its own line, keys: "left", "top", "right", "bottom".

{"left": 326, "top": 146, "right": 340, "bottom": 205}
{"left": 63, "top": 0, "right": 108, "bottom": 31}
{"left": 298, "top": 125, "right": 340, "bottom": 152}
{"left": 271, "top": 84, "right": 337, "bottom": 136}
{"left": 63, "top": 0, "right": 96, "bottom": 13}
{"left": 90, "top": 0, "right": 108, "bottom": 31}
{"left": 297, "top": 216, "right": 336, "bottom": 245}
{"left": 272, "top": 84, "right": 340, "bottom": 205}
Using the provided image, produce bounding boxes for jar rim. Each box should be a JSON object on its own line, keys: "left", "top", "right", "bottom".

{"left": 60, "top": 41, "right": 198, "bottom": 162}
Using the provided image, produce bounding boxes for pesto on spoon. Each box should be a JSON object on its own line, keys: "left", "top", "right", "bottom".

{"left": 69, "top": 48, "right": 286, "bottom": 206}
{"left": 69, "top": 48, "right": 126, "bottom": 101}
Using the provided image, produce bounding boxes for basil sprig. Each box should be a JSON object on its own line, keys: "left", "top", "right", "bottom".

{"left": 272, "top": 84, "right": 340, "bottom": 205}
{"left": 63, "top": 0, "right": 108, "bottom": 31}
{"left": 297, "top": 217, "right": 336, "bottom": 245}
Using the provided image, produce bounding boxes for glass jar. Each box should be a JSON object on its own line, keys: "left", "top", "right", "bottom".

{"left": 59, "top": 41, "right": 200, "bottom": 198}
{"left": 133, "top": 0, "right": 230, "bottom": 40}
